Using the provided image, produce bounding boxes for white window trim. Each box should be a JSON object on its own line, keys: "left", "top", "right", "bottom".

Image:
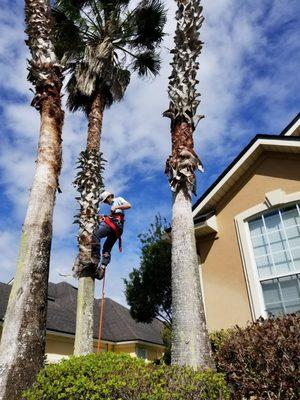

{"left": 234, "top": 190, "right": 300, "bottom": 320}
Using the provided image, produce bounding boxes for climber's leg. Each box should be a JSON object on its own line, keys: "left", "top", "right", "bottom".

{"left": 102, "top": 234, "right": 118, "bottom": 265}
{"left": 73, "top": 226, "right": 107, "bottom": 275}
{"left": 91, "top": 224, "right": 111, "bottom": 263}
{"left": 95, "top": 231, "right": 118, "bottom": 280}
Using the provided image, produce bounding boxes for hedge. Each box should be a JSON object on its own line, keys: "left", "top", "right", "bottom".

{"left": 215, "top": 314, "right": 300, "bottom": 400}
{"left": 22, "top": 352, "right": 230, "bottom": 400}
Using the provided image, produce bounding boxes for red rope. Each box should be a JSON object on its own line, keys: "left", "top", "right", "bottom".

{"left": 97, "top": 271, "right": 106, "bottom": 353}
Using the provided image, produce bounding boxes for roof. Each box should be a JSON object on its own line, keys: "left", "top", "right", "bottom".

{"left": 280, "top": 113, "right": 300, "bottom": 136}
{"left": 0, "top": 282, "right": 164, "bottom": 346}
{"left": 193, "top": 113, "right": 300, "bottom": 217}
{"left": 193, "top": 134, "right": 300, "bottom": 217}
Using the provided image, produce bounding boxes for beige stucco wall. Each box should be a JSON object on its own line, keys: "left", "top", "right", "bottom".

{"left": 114, "top": 343, "right": 164, "bottom": 362}
{"left": 46, "top": 337, "right": 163, "bottom": 362}
{"left": 197, "top": 152, "right": 300, "bottom": 331}
{"left": 146, "top": 346, "right": 163, "bottom": 361}
{"left": 114, "top": 343, "right": 137, "bottom": 357}
{"left": 45, "top": 332, "right": 74, "bottom": 363}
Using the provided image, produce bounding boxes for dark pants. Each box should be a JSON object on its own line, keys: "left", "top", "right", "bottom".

{"left": 92, "top": 223, "right": 122, "bottom": 266}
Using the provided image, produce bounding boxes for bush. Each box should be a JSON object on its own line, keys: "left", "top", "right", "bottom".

{"left": 23, "top": 352, "right": 230, "bottom": 400}
{"left": 210, "top": 329, "right": 233, "bottom": 354}
{"left": 215, "top": 314, "right": 300, "bottom": 400}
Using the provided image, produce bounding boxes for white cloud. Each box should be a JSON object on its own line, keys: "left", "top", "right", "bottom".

{"left": 0, "top": 0, "right": 299, "bottom": 304}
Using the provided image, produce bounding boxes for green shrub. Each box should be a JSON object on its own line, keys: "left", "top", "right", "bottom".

{"left": 209, "top": 329, "right": 233, "bottom": 354}
{"left": 23, "top": 352, "right": 230, "bottom": 400}
{"left": 215, "top": 314, "right": 300, "bottom": 400}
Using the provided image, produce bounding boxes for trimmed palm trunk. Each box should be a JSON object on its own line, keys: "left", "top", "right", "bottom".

{"left": 74, "top": 93, "right": 105, "bottom": 355}
{"left": 0, "top": 1, "right": 64, "bottom": 398}
{"left": 164, "top": 0, "right": 214, "bottom": 368}
{"left": 170, "top": 125, "right": 213, "bottom": 368}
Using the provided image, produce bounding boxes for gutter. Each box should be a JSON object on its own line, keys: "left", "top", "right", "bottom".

{"left": 113, "top": 340, "right": 165, "bottom": 348}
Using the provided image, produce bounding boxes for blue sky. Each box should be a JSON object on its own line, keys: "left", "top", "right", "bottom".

{"left": 0, "top": 0, "right": 299, "bottom": 304}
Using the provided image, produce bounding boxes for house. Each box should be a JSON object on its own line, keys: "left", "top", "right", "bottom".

{"left": 0, "top": 281, "right": 165, "bottom": 363}
{"left": 193, "top": 113, "right": 300, "bottom": 331}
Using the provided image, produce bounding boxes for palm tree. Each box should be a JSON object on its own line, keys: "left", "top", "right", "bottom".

{"left": 0, "top": 1, "right": 64, "bottom": 399}
{"left": 53, "top": 0, "right": 166, "bottom": 354}
{"left": 163, "top": 0, "right": 214, "bottom": 368}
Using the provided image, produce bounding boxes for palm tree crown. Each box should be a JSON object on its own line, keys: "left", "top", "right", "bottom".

{"left": 53, "top": 0, "right": 166, "bottom": 113}
{"left": 164, "top": 0, "right": 204, "bottom": 196}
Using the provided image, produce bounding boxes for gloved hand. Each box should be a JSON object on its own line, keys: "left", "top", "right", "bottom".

{"left": 98, "top": 215, "right": 105, "bottom": 223}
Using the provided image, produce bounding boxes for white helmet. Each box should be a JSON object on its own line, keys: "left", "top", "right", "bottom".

{"left": 100, "top": 191, "right": 114, "bottom": 203}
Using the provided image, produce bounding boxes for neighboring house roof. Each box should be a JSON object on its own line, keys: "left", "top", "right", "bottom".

{"left": 193, "top": 130, "right": 300, "bottom": 217}
{"left": 0, "top": 281, "right": 164, "bottom": 346}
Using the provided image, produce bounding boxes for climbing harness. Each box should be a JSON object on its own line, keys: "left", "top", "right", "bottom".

{"left": 97, "top": 268, "right": 106, "bottom": 352}
{"left": 103, "top": 213, "right": 124, "bottom": 252}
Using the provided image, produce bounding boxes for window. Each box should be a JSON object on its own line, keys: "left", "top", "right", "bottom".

{"left": 137, "top": 347, "right": 147, "bottom": 360}
{"left": 248, "top": 203, "right": 300, "bottom": 316}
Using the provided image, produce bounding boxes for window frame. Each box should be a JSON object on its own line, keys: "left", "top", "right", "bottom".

{"left": 235, "top": 190, "right": 300, "bottom": 320}
{"left": 136, "top": 346, "right": 147, "bottom": 360}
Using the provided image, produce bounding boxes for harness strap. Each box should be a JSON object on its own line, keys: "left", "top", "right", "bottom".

{"left": 104, "top": 216, "right": 123, "bottom": 252}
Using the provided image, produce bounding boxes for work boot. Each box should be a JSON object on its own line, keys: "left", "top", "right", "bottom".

{"left": 94, "top": 265, "right": 106, "bottom": 280}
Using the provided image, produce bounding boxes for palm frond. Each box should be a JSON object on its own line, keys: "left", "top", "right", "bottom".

{"left": 127, "top": 0, "right": 166, "bottom": 50}
{"left": 55, "top": 0, "right": 89, "bottom": 20}
{"left": 52, "top": 0, "right": 166, "bottom": 111}
{"left": 110, "top": 67, "right": 131, "bottom": 101}
{"left": 66, "top": 74, "right": 91, "bottom": 113}
{"left": 52, "top": 8, "right": 85, "bottom": 61}
{"left": 131, "top": 50, "right": 160, "bottom": 76}
{"left": 100, "top": 0, "right": 130, "bottom": 13}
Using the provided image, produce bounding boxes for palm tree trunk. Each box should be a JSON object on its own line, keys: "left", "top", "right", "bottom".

{"left": 0, "top": 1, "right": 64, "bottom": 398}
{"left": 0, "top": 91, "right": 63, "bottom": 400}
{"left": 164, "top": 0, "right": 214, "bottom": 369}
{"left": 170, "top": 121, "right": 213, "bottom": 369}
{"left": 171, "top": 189, "right": 212, "bottom": 367}
{"left": 74, "top": 275, "right": 96, "bottom": 355}
{"left": 87, "top": 93, "right": 104, "bottom": 151}
{"left": 74, "top": 93, "right": 105, "bottom": 355}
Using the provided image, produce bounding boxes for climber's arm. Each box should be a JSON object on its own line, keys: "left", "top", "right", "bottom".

{"left": 111, "top": 202, "right": 131, "bottom": 212}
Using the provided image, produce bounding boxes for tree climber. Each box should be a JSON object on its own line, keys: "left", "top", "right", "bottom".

{"left": 92, "top": 191, "right": 131, "bottom": 280}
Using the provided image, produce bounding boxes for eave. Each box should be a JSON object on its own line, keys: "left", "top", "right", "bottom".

{"left": 280, "top": 112, "right": 300, "bottom": 136}
{"left": 193, "top": 135, "right": 300, "bottom": 218}
{"left": 194, "top": 210, "right": 218, "bottom": 236}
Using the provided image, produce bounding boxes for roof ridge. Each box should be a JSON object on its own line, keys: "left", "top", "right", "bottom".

{"left": 105, "top": 297, "right": 129, "bottom": 310}
{"left": 54, "top": 281, "right": 78, "bottom": 291}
